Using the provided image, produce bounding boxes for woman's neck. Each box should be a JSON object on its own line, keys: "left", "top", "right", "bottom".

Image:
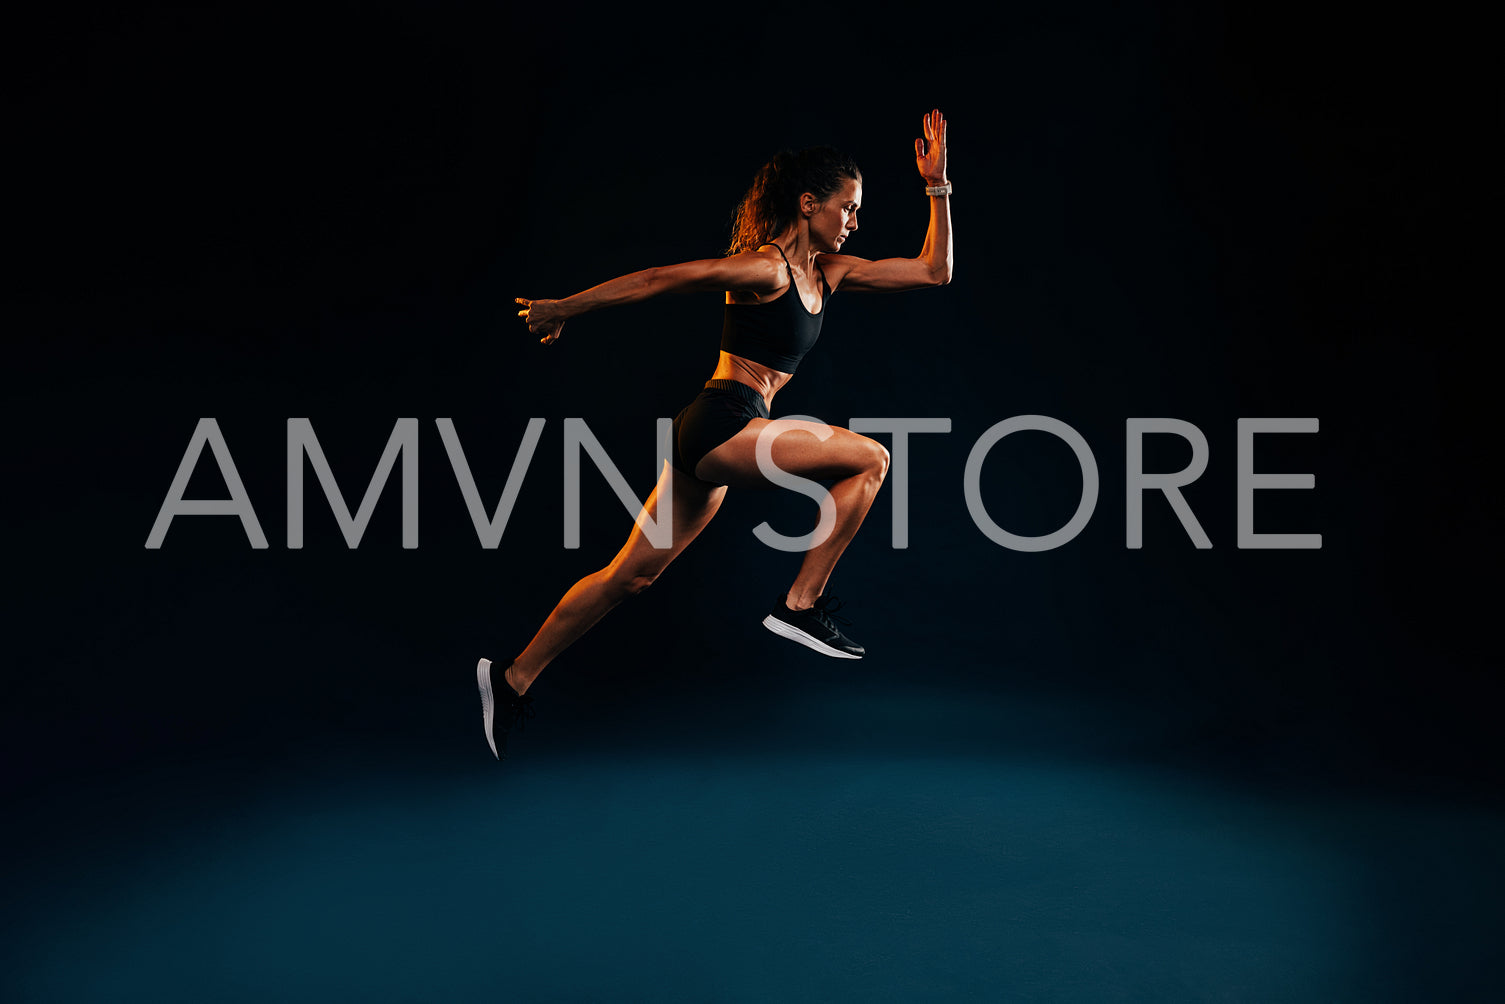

{"left": 771, "top": 225, "right": 818, "bottom": 274}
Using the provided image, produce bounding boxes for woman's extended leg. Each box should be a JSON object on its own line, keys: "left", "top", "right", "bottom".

{"left": 504, "top": 462, "right": 727, "bottom": 695}
{"left": 694, "top": 418, "right": 889, "bottom": 611}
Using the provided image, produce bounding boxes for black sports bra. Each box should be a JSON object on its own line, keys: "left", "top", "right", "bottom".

{"left": 719, "top": 243, "right": 829, "bottom": 373}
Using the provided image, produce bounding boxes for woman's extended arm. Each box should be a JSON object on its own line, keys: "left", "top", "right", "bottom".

{"left": 517, "top": 254, "right": 784, "bottom": 345}
{"left": 822, "top": 108, "right": 952, "bottom": 294}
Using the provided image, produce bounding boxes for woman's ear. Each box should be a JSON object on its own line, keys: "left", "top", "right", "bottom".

{"left": 799, "top": 192, "right": 819, "bottom": 217}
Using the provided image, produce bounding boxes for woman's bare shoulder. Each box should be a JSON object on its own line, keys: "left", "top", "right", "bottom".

{"left": 814, "top": 251, "right": 861, "bottom": 289}
{"left": 722, "top": 247, "right": 789, "bottom": 301}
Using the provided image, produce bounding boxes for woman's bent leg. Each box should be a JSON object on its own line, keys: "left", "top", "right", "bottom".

{"left": 785, "top": 458, "right": 888, "bottom": 609}
{"left": 505, "top": 462, "right": 726, "bottom": 695}
{"left": 695, "top": 418, "right": 890, "bottom": 611}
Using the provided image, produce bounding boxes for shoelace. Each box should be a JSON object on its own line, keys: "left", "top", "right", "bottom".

{"left": 503, "top": 693, "right": 536, "bottom": 732}
{"left": 813, "top": 594, "right": 851, "bottom": 630}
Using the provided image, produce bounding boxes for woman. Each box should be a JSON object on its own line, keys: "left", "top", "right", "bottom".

{"left": 478, "top": 109, "right": 952, "bottom": 759}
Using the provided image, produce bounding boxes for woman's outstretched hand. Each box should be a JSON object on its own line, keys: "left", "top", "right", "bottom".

{"left": 915, "top": 108, "right": 948, "bottom": 185}
{"left": 516, "top": 297, "right": 566, "bottom": 345}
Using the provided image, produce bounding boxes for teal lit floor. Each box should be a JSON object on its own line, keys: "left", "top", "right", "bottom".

{"left": 5, "top": 687, "right": 1501, "bottom": 1002}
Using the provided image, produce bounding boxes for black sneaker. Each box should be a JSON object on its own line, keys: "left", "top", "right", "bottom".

{"left": 476, "top": 658, "right": 535, "bottom": 760}
{"left": 762, "top": 593, "right": 865, "bottom": 659}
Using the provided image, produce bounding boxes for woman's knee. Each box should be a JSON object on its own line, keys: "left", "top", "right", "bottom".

{"left": 605, "top": 563, "right": 662, "bottom": 597}
{"left": 860, "top": 436, "right": 890, "bottom": 480}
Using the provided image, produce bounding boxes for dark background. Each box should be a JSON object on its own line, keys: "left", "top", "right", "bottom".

{"left": 9, "top": 1, "right": 1500, "bottom": 1000}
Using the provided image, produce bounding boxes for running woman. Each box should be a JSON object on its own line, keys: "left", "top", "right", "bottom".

{"left": 478, "top": 109, "right": 952, "bottom": 759}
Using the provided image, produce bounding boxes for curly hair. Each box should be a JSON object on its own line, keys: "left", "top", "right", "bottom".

{"left": 726, "top": 146, "right": 862, "bottom": 256}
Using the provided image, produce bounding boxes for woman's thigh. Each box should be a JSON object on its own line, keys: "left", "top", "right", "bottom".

{"left": 695, "top": 418, "right": 888, "bottom": 489}
{"left": 605, "top": 460, "right": 728, "bottom": 583}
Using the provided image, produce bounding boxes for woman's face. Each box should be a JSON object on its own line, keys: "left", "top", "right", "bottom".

{"left": 807, "top": 177, "right": 861, "bottom": 253}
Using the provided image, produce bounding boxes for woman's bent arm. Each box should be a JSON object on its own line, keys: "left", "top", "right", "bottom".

{"left": 823, "top": 108, "right": 953, "bottom": 294}
{"left": 834, "top": 184, "right": 952, "bottom": 293}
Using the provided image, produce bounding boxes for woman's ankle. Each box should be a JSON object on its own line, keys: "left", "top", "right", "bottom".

{"left": 504, "top": 661, "right": 529, "bottom": 697}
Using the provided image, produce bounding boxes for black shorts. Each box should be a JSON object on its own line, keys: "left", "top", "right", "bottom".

{"left": 670, "top": 379, "right": 770, "bottom": 486}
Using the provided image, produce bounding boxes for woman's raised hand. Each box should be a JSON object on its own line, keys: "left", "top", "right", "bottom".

{"left": 915, "top": 108, "right": 948, "bottom": 186}
{"left": 516, "top": 297, "right": 566, "bottom": 345}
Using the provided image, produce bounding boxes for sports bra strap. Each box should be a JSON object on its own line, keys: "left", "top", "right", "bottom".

{"left": 757, "top": 242, "right": 827, "bottom": 292}
{"left": 757, "top": 242, "right": 794, "bottom": 278}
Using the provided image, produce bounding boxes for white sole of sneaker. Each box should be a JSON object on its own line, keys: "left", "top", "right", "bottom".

{"left": 476, "top": 658, "right": 499, "bottom": 759}
{"left": 761, "top": 615, "right": 864, "bottom": 659}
